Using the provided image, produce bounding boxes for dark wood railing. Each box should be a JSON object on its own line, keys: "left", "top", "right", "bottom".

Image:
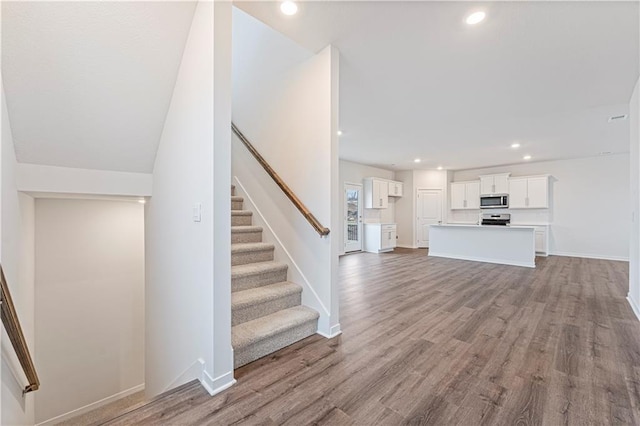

{"left": 0, "top": 265, "right": 40, "bottom": 394}
{"left": 231, "top": 123, "right": 330, "bottom": 237}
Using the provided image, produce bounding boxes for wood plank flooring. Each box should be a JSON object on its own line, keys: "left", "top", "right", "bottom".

{"left": 102, "top": 249, "right": 640, "bottom": 425}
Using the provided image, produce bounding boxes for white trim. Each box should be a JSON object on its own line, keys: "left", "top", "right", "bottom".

{"left": 233, "top": 177, "right": 332, "bottom": 334}
{"left": 428, "top": 251, "right": 535, "bottom": 268}
{"left": 200, "top": 368, "right": 236, "bottom": 396}
{"left": 628, "top": 296, "right": 640, "bottom": 322}
{"left": 550, "top": 251, "right": 629, "bottom": 262}
{"left": 36, "top": 384, "right": 145, "bottom": 426}
{"left": 396, "top": 244, "right": 418, "bottom": 249}
{"left": 317, "top": 323, "right": 342, "bottom": 339}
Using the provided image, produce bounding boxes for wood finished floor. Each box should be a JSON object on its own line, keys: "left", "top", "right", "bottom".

{"left": 103, "top": 249, "right": 640, "bottom": 425}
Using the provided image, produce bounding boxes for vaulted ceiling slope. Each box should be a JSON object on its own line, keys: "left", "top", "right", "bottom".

{"left": 1, "top": 2, "right": 197, "bottom": 173}
{"left": 237, "top": 1, "right": 639, "bottom": 171}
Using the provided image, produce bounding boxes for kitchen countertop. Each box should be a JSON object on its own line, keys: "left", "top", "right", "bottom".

{"left": 432, "top": 223, "right": 536, "bottom": 230}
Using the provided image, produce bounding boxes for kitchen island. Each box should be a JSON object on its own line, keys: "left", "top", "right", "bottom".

{"left": 428, "top": 224, "right": 536, "bottom": 268}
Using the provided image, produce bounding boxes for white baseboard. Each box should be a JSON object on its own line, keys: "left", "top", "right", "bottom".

{"left": 201, "top": 369, "right": 236, "bottom": 396}
{"left": 396, "top": 244, "right": 418, "bottom": 249}
{"left": 36, "top": 383, "right": 145, "bottom": 426}
{"left": 317, "top": 323, "right": 342, "bottom": 339}
{"left": 551, "top": 251, "right": 629, "bottom": 262}
{"left": 628, "top": 296, "right": 640, "bottom": 322}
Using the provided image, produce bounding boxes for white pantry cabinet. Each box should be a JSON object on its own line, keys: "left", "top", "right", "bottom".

{"left": 364, "top": 178, "right": 389, "bottom": 208}
{"left": 364, "top": 223, "right": 396, "bottom": 253}
{"left": 388, "top": 181, "right": 404, "bottom": 197}
{"left": 451, "top": 181, "right": 480, "bottom": 210}
{"left": 509, "top": 176, "right": 549, "bottom": 209}
{"left": 480, "top": 173, "right": 510, "bottom": 195}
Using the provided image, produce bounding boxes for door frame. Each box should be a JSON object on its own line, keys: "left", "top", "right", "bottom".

{"left": 344, "top": 182, "right": 363, "bottom": 253}
{"left": 416, "top": 188, "right": 443, "bottom": 248}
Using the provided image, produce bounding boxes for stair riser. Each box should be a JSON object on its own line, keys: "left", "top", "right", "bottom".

{"left": 231, "top": 231, "right": 262, "bottom": 244}
{"left": 231, "top": 200, "right": 243, "bottom": 210}
{"left": 232, "top": 292, "right": 301, "bottom": 326}
{"left": 232, "top": 249, "right": 274, "bottom": 266}
{"left": 231, "top": 186, "right": 236, "bottom": 196}
{"left": 232, "top": 215, "right": 253, "bottom": 226}
{"left": 234, "top": 320, "right": 317, "bottom": 368}
{"left": 232, "top": 268, "right": 288, "bottom": 292}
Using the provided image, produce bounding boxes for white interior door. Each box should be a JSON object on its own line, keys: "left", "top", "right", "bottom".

{"left": 417, "top": 189, "right": 442, "bottom": 248}
{"left": 344, "top": 183, "right": 363, "bottom": 252}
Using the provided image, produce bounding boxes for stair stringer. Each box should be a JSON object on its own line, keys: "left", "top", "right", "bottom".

{"left": 233, "top": 176, "right": 332, "bottom": 336}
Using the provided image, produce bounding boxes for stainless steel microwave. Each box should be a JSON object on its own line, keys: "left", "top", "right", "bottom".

{"left": 480, "top": 194, "right": 508, "bottom": 209}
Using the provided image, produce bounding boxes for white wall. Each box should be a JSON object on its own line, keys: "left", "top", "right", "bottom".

{"left": 629, "top": 77, "right": 640, "bottom": 318}
{"left": 394, "top": 169, "right": 448, "bottom": 248}
{"left": 232, "top": 8, "right": 340, "bottom": 336}
{"left": 33, "top": 199, "right": 144, "bottom": 424}
{"left": 16, "top": 164, "right": 152, "bottom": 197}
{"left": 338, "top": 160, "right": 395, "bottom": 255}
{"left": 453, "top": 154, "right": 630, "bottom": 260}
{"left": 145, "top": 1, "right": 234, "bottom": 398}
{"left": 2, "top": 81, "right": 36, "bottom": 426}
{"left": 394, "top": 170, "right": 413, "bottom": 248}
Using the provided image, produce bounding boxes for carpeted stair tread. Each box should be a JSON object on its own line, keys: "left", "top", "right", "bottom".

{"left": 232, "top": 281, "right": 301, "bottom": 310}
{"left": 231, "top": 242, "right": 274, "bottom": 253}
{"left": 231, "top": 225, "right": 262, "bottom": 233}
{"left": 231, "top": 196, "right": 243, "bottom": 202}
{"left": 232, "top": 306, "right": 319, "bottom": 350}
{"left": 231, "top": 261, "right": 289, "bottom": 291}
{"left": 232, "top": 261, "right": 287, "bottom": 278}
{"left": 231, "top": 210, "right": 252, "bottom": 216}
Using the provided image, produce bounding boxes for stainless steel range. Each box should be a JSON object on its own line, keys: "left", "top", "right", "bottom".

{"left": 481, "top": 213, "right": 511, "bottom": 226}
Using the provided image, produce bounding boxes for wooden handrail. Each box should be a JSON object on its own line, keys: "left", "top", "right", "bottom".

{"left": 231, "top": 123, "right": 330, "bottom": 237}
{"left": 0, "top": 265, "right": 40, "bottom": 394}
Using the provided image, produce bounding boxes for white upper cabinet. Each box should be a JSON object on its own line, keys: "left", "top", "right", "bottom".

{"left": 364, "top": 178, "right": 389, "bottom": 208}
{"left": 480, "top": 173, "right": 510, "bottom": 195}
{"left": 451, "top": 183, "right": 466, "bottom": 210}
{"left": 466, "top": 181, "right": 481, "bottom": 209}
{"left": 526, "top": 177, "right": 549, "bottom": 208}
{"left": 508, "top": 178, "right": 528, "bottom": 208}
{"left": 451, "top": 181, "right": 480, "bottom": 210}
{"left": 388, "top": 181, "right": 404, "bottom": 197}
{"left": 508, "top": 176, "right": 549, "bottom": 209}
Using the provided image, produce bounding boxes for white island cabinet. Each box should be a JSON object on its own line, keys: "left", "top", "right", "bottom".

{"left": 364, "top": 223, "right": 396, "bottom": 253}
{"left": 429, "top": 224, "right": 536, "bottom": 268}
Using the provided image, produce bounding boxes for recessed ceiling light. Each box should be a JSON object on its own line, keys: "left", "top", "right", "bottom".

{"left": 414, "top": 158, "right": 421, "bottom": 163}
{"left": 608, "top": 114, "right": 628, "bottom": 123}
{"left": 337, "top": 130, "right": 343, "bottom": 136}
{"left": 523, "top": 155, "right": 532, "bottom": 160}
{"left": 511, "top": 143, "right": 521, "bottom": 149}
{"left": 466, "top": 11, "right": 486, "bottom": 25}
{"left": 280, "top": 1, "right": 298, "bottom": 16}
{"left": 437, "top": 166, "right": 443, "bottom": 170}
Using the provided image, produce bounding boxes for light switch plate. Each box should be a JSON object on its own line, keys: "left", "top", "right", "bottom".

{"left": 193, "top": 203, "right": 202, "bottom": 222}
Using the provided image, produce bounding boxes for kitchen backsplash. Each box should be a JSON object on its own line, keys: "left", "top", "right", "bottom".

{"left": 448, "top": 208, "right": 551, "bottom": 225}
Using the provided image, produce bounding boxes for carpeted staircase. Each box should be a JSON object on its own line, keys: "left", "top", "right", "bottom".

{"left": 231, "top": 185, "right": 319, "bottom": 368}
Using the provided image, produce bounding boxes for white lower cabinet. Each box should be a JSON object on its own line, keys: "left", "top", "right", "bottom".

{"left": 364, "top": 223, "right": 396, "bottom": 253}
{"left": 532, "top": 225, "right": 549, "bottom": 256}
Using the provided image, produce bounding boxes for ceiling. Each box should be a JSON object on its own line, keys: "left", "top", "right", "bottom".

{"left": 1, "top": 1, "right": 197, "bottom": 173}
{"left": 236, "top": 1, "right": 639, "bottom": 171}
